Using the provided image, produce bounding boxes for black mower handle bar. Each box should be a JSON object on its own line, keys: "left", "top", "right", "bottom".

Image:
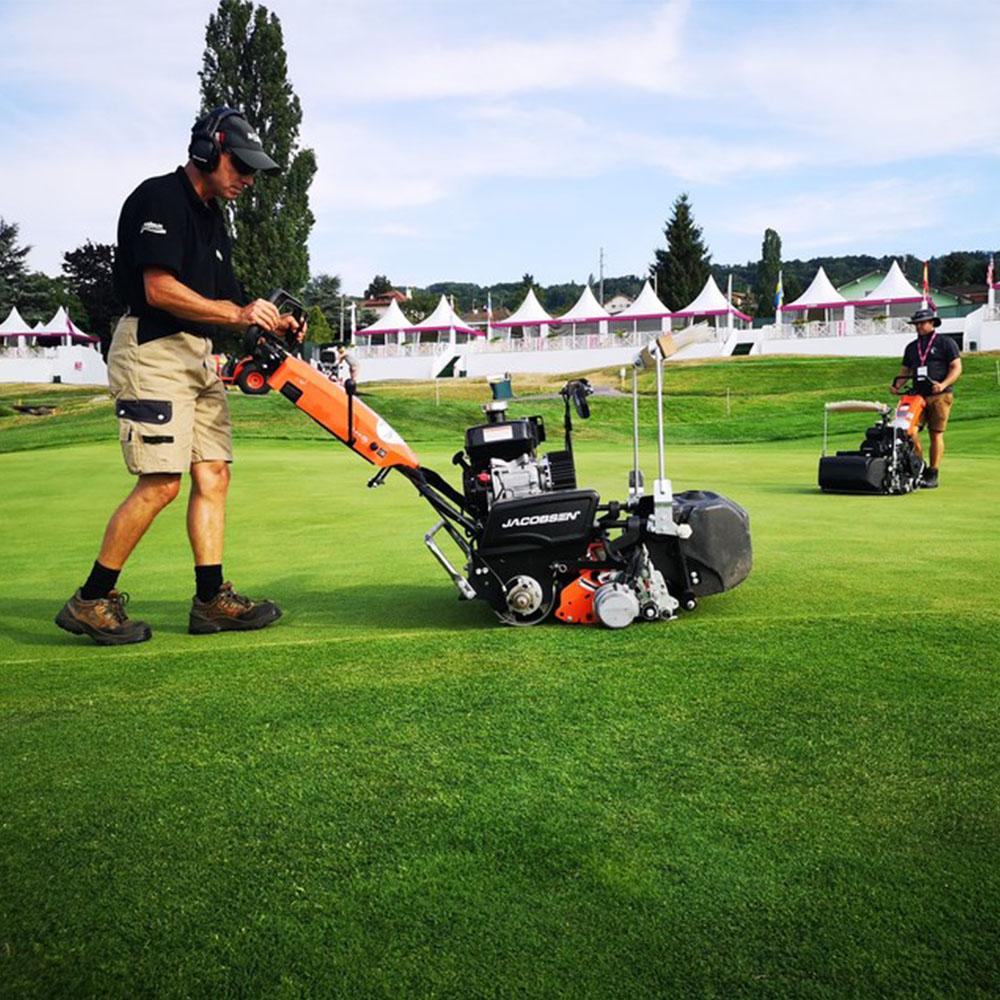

{"left": 243, "top": 289, "right": 307, "bottom": 355}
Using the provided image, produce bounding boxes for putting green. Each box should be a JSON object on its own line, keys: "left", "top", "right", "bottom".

{"left": 1, "top": 361, "right": 999, "bottom": 999}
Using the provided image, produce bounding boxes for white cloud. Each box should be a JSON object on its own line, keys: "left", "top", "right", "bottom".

{"left": 724, "top": 178, "right": 968, "bottom": 252}
{"left": 288, "top": 0, "right": 690, "bottom": 103}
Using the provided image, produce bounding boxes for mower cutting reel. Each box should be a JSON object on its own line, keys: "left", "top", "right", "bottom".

{"left": 242, "top": 292, "right": 753, "bottom": 629}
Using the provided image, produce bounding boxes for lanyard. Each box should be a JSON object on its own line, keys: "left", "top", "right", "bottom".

{"left": 916, "top": 333, "right": 937, "bottom": 367}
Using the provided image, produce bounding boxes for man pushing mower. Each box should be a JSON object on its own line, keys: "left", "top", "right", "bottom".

{"left": 55, "top": 107, "right": 303, "bottom": 645}
{"left": 891, "top": 307, "right": 962, "bottom": 489}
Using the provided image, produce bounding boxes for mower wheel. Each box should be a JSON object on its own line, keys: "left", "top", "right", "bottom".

{"left": 237, "top": 364, "right": 271, "bottom": 395}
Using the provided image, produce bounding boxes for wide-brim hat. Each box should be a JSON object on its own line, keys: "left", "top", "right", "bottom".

{"left": 906, "top": 307, "right": 941, "bottom": 328}
{"left": 220, "top": 114, "right": 280, "bottom": 175}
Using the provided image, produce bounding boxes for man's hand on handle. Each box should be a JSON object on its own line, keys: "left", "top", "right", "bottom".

{"left": 238, "top": 298, "right": 283, "bottom": 332}
{"left": 278, "top": 313, "right": 307, "bottom": 344}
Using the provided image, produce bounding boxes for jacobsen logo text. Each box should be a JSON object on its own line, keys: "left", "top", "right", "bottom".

{"left": 501, "top": 511, "right": 582, "bottom": 529}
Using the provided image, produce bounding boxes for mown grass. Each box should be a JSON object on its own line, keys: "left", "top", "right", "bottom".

{"left": 1, "top": 356, "right": 999, "bottom": 999}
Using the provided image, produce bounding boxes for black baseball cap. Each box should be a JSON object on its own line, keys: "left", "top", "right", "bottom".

{"left": 220, "top": 113, "right": 280, "bottom": 175}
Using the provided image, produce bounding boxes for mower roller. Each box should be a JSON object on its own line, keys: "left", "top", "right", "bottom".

{"left": 818, "top": 376, "right": 925, "bottom": 494}
{"left": 243, "top": 291, "right": 752, "bottom": 628}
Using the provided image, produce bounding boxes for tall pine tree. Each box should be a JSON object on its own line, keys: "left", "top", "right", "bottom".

{"left": 199, "top": 0, "right": 316, "bottom": 300}
{"left": 754, "top": 228, "right": 782, "bottom": 319}
{"left": 650, "top": 194, "right": 711, "bottom": 311}
{"left": 0, "top": 218, "right": 31, "bottom": 312}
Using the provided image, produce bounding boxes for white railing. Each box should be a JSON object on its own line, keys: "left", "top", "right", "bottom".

{"left": 352, "top": 342, "right": 451, "bottom": 359}
{"left": 0, "top": 346, "right": 62, "bottom": 359}
{"left": 766, "top": 317, "right": 910, "bottom": 340}
{"left": 477, "top": 330, "right": 649, "bottom": 353}
{"left": 981, "top": 305, "right": 1000, "bottom": 322}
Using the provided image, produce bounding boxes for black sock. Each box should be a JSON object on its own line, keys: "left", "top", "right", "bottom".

{"left": 80, "top": 561, "right": 121, "bottom": 601}
{"left": 195, "top": 564, "right": 224, "bottom": 602}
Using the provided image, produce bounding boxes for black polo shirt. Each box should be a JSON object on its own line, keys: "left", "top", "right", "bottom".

{"left": 902, "top": 333, "right": 960, "bottom": 395}
{"left": 113, "top": 166, "right": 246, "bottom": 344}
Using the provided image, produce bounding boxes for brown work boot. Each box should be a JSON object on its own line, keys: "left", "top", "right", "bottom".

{"left": 55, "top": 590, "right": 152, "bottom": 645}
{"left": 188, "top": 582, "right": 282, "bottom": 635}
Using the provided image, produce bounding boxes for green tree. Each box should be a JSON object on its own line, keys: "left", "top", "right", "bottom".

{"left": 301, "top": 272, "right": 341, "bottom": 324}
{"left": 650, "top": 193, "right": 712, "bottom": 311}
{"left": 62, "top": 241, "right": 123, "bottom": 349}
{"left": 0, "top": 218, "right": 31, "bottom": 312}
{"left": 15, "top": 272, "right": 86, "bottom": 328}
{"left": 199, "top": 0, "right": 316, "bottom": 301}
{"left": 305, "top": 304, "right": 332, "bottom": 345}
{"left": 364, "top": 275, "right": 393, "bottom": 300}
{"left": 401, "top": 289, "right": 437, "bottom": 323}
{"left": 753, "top": 228, "right": 782, "bottom": 319}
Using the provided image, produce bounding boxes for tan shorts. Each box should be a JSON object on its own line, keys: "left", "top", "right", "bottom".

{"left": 107, "top": 317, "right": 233, "bottom": 475}
{"left": 921, "top": 392, "right": 954, "bottom": 433}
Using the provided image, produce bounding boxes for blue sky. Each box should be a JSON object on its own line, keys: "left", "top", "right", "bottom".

{"left": 1, "top": 0, "right": 997, "bottom": 294}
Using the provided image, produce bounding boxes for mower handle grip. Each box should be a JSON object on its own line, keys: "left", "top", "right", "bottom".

{"left": 243, "top": 288, "right": 307, "bottom": 355}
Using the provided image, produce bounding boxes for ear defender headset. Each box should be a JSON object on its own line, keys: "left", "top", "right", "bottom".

{"left": 188, "top": 106, "right": 243, "bottom": 172}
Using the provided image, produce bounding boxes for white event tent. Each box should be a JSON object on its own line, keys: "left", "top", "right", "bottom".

{"left": 776, "top": 267, "right": 852, "bottom": 338}
{"left": 34, "top": 307, "right": 100, "bottom": 344}
{"left": 356, "top": 298, "right": 415, "bottom": 345}
{"left": 610, "top": 280, "right": 671, "bottom": 334}
{"left": 492, "top": 288, "right": 552, "bottom": 339}
{"left": 553, "top": 284, "right": 609, "bottom": 336}
{"left": 0, "top": 306, "right": 32, "bottom": 337}
{"left": 414, "top": 295, "right": 478, "bottom": 344}
{"left": 855, "top": 260, "right": 926, "bottom": 311}
{"left": 0, "top": 306, "right": 99, "bottom": 346}
{"left": 673, "top": 275, "right": 751, "bottom": 330}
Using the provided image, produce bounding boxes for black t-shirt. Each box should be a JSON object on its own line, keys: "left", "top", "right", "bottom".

{"left": 113, "top": 167, "right": 246, "bottom": 344}
{"left": 902, "top": 333, "right": 960, "bottom": 395}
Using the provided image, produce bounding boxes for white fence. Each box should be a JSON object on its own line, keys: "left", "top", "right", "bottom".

{"left": 766, "top": 317, "right": 912, "bottom": 340}
{"left": 352, "top": 342, "right": 447, "bottom": 359}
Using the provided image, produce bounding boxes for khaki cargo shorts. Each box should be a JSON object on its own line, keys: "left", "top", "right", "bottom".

{"left": 921, "top": 392, "right": 954, "bottom": 433}
{"left": 107, "top": 317, "right": 233, "bottom": 475}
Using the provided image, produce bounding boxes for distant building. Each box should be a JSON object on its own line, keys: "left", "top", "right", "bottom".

{"left": 360, "top": 288, "right": 411, "bottom": 319}
{"left": 938, "top": 284, "right": 989, "bottom": 305}
{"left": 603, "top": 293, "right": 633, "bottom": 315}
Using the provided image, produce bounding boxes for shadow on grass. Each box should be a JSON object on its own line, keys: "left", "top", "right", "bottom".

{"left": 1, "top": 583, "right": 493, "bottom": 650}
{"left": 2, "top": 599, "right": 197, "bottom": 648}
{"left": 290, "top": 583, "right": 494, "bottom": 632}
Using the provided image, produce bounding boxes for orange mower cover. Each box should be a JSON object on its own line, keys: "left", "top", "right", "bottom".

{"left": 266, "top": 352, "right": 419, "bottom": 470}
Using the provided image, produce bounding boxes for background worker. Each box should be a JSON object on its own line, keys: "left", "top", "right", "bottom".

{"left": 892, "top": 307, "right": 962, "bottom": 489}
{"left": 56, "top": 107, "right": 303, "bottom": 645}
{"left": 335, "top": 343, "right": 360, "bottom": 385}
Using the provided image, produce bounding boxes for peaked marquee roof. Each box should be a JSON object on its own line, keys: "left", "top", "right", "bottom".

{"left": 556, "top": 284, "right": 610, "bottom": 324}
{"left": 783, "top": 266, "right": 847, "bottom": 312}
{"left": 357, "top": 298, "right": 414, "bottom": 335}
{"left": 0, "top": 307, "right": 32, "bottom": 334}
{"left": 493, "top": 288, "right": 552, "bottom": 328}
{"left": 674, "top": 275, "right": 752, "bottom": 321}
{"left": 612, "top": 280, "right": 671, "bottom": 320}
{"left": 855, "top": 260, "right": 924, "bottom": 306}
{"left": 415, "top": 294, "right": 477, "bottom": 335}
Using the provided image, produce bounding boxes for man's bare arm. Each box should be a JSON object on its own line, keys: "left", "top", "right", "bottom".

{"left": 143, "top": 268, "right": 281, "bottom": 331}
{"left": 891, "top": 364, "right": 912, "bottom": 394}
{"left": 932, "top": 357, "right": 962, "bottom": 394}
